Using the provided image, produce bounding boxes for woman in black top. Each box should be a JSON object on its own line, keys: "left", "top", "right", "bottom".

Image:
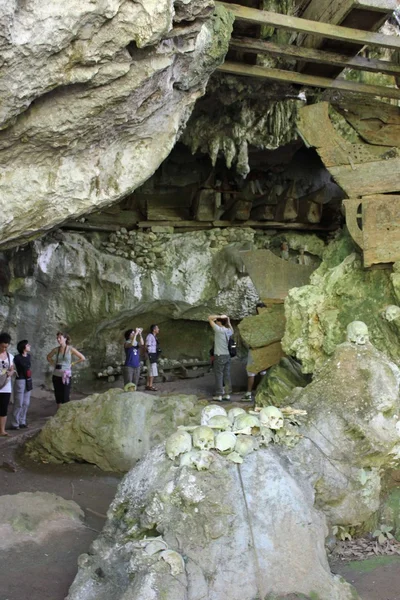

{"left": 11, "top": 339, "right": 32, "bottom": 430}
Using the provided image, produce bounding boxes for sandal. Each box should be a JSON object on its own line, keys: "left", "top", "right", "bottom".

{"left": 145, "top": 386, "right": 158, "bottom": 392}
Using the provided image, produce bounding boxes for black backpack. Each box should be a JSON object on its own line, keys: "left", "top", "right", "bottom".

{"left": 228, "top": 336, "right": 237, "bottom": 358}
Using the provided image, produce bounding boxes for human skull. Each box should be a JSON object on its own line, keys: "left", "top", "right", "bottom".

{"left": 180, "top": 449, "right": 213, "bottom": 471}
{"left": 215, "top": 431, "right": 237, "bottom": 454}
{"left": 346, "top": 321, "right": 369, "bottom": 345}
{"left": 384, "top": 305, "right": 400, "bottom": 322}
{"left": 259, "top": 426, "right": 274, "bottom": 446}
{"left": 260, "top": 406, "right": 284, "bottom": 430}
{"left": 235, "top": 435, "right": 256, "bottom": 457}
{"left": 228, "top": 407, "right": 246, "bottom": 423}
{"left": 159, "top": 550, "right": 185, "bottom": 575}
{"left": 207, "top": 415, "right": 232, "bottom": 431}
{"left": 165, "top": 430, "right": 192, "bottom": 460}
{"left": 192, "top": 426, "right": 215, "bottom": 451}
{"left": 232, "top": 413, "right": 260, "bottom": 435}
{"left": 201, "top": 404, "right": 227, "bottom": 426}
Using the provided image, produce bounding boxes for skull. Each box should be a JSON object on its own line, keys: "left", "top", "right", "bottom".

{"left": 207, "top": 415, "right": 232, "bottom": 431}
{"left": 159, "top": 550, "right": 185, "bottom": 575}
{"left": 232, "top": 413, "right": 260, "bottom": 435}
{"left": 215, "top": 431, "right": 237, "bottom": 454}
{"left": 234, "top": 434, "right": 257, "bottom": 457}
{"left": 259, "top": 426, "right": 274, "bottom": 446}
{"left": 201, "top": 404, "right": 227, "bottom": 426}
{"left": 228, "top": 407, "right": 246, "bottom": 424}
{"left": 384, "top": 305, "right": 400, "bottom": 322}
{"left": 192, "top": 426, "right": 215, "bottom": 451}
{"left": 180, "top": 449, "right": 213, "bottom": 471}
{"left": 166, "top": 430, "right": 192, "bottom": 460}
{"left": 259, "top": 406, "right": 284, "bottom": 430}
{"left": 346, "top": 321, "right": 369, "bottom": 345}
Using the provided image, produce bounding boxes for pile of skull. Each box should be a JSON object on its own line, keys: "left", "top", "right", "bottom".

{"left": 165, "top": 404, "right": 306, "bottom": 470}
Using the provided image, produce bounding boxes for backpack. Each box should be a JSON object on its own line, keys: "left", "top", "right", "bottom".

{"left": 228, "top": 336, "right": 237, "bottom": 358}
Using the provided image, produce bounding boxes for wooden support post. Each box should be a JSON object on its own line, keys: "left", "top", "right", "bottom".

{"left": 217, "top": 61, "right": 400, "bottom": 100}
{"left": 216, "top": 2, "right": 400, "bottom": 50}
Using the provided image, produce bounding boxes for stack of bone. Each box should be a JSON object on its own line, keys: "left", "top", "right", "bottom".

{"left": 165, "top": 404, "right": 306, "bottom": 469}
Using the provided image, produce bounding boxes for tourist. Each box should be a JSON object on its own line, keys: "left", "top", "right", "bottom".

{"left": 243, "top": 350, "right": 267, "bottom": 402}
{"left": 123, "top": 328, "right": 144, "bottom": 388}
{"left": 208, "top": 314, "right": 233, "bottom": 401}
{"left": 0, "top": 332, "right": 14, "bottom": 436}
{"left": 145, "top": 324, "right": 160, "bottom": 392}
{"left": 11, "top": 339, "right": 33, "bottom": 430}
{"left": 46, "top": 332, "right": 85, "bottom": 407}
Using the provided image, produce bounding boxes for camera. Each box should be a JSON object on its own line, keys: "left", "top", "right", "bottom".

{"left": 55, "top": 363, "right": 62, "bottom": 370}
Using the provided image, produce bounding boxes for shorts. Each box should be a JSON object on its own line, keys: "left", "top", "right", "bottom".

{"left": 146, "top": 359, "right": 158, "bottom": 377}
{"left": 0, "top": 392, "right": 11, "bottom": 417}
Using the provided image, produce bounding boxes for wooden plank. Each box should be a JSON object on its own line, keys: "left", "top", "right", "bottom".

{"left": 217, "top": 61, "right": 400, "bottom": 100}
{"left": 329, "top": 157, "right": 400, "bottom": 196}
{"left": 362, "top": 195, "right": 400, "bottom": 267}
{"left": 61, "top": 222, "right": 119, "bottom": 233}
{"left": 217, "top": 2, "right": 400, "bottom": 50}
{"left": 138, "top": 220, "right": 336, "bottom": 231}
{"left": 229, "top": 37, "right": 400, "bottom": 77}
{"left": 333, "top": 100, "right": 400, "bottom": 148}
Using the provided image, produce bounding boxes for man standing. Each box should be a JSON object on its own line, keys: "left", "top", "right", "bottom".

{"left": 145, "top": 324, "right": 160, "bottom": 392}
{"left": 208, "top": 314, "right": 233, "bottom": 401}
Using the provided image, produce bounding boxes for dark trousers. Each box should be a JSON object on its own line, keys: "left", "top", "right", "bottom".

{"left": 52, "top": 375, "right": 71, "bottom": 404}
{"left": 213, "top": 354, "right": 232, "bottom": 396}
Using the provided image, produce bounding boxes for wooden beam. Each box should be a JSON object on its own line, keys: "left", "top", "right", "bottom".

{"left": 217, "top": 61, "right": 400, "bottom": 100}
{"left": 229, "top": 37, "right": 400, "bottom": 77}
{"left": 217, "top": 2, "right": 400, "bottom": 50}
{"left": 61, "top": 222, "right": 119, "bottom": 233}
{"left": 138, "top": 220, "right": 336, "bottom": 231}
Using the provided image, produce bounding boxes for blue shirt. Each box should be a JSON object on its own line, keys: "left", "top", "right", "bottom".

{"left": 124, "top": 344, "right": 140, "bottom": 368}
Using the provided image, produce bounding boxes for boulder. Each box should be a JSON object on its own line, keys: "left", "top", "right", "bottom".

{"left": 246, "top": 342, "right": 285, "bottom": 374}
{"left": 0, "top": 2, "right": 233, "bottom": 248}
{"left": 0, "top": 492, "right": 83, "bottom": 550}
{"left": 26, "top": 389, "right": 203, "bottom": 472}
{"left": 238, "top": 304, "right": 286, "bottom": 348}
{"left": 283, "top": 231, "right": 400, "bottom": 373}
{"left": 66, "top": 445, "right": 358, "bottom": 600}
{"left": 286, "top": 341, "right": 400, "bottom": 526}
{"left": 255, "top": 357, "right": 309, "bottom": 407}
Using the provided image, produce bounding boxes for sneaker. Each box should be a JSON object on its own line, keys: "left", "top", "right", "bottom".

{"left": 242, "top": 393, "right": 253, "bottom": 401}
{"left": 19, "top": 424, "right": 29, "bottom": 429}
{"left": 222, "top": 395, "right": 231, "bottom": 401}
{"left": 212, "top": 395, "right": 223, "bottom": 402}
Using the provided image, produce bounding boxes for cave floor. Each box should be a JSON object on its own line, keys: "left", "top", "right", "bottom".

{"left": 1, "top": 375, "right": 400, "bottom": 600}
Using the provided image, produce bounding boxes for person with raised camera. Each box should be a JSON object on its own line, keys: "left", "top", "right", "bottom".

{"left": 208, "top": 314, "right": 234, "bottom": 402}
{"left": 123, "top": 327, "right": 144, "bottom": 389}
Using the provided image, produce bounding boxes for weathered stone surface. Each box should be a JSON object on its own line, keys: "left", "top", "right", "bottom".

{"left": 286, "top": 341, "right": 400, "bottom": 526}
{"left": 0, "top": 2, "right": 233, "bottom": 248}
{"left": 0, "top": 230, "right": 259, "bottom": 382}
{"left": 66, "top": 446, "right": 358, "bottom": 600}
{"left": 380, "top": 488, "right": 400, "bottom": 541}
{"left": 26, "top": 389, "right": 203, "bottom": 472}
{"left": 0, "top": 492, "right": 83, "bottom": 550}
{"left": 238, "top": 304, "right": 286, "bottom": 348}
{"left": 246, "top": 342, "right": 285, "bottom": 373}
{"left": 255, "top": 357, "right": 308, "bottom": 407}
{"left": 283, "top": 231, "right": 400, "bottom": 373}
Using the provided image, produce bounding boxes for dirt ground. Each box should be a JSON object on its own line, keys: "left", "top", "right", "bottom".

{"left": 2, "top": 367, "right": 400, "bottom": 600}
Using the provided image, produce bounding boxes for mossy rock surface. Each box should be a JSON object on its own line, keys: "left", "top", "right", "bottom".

{"left": 238, "top": 304, "right": 286, "bottom": 348}
{"left": 255, "top": 357, "right": 309, "bottom": 407}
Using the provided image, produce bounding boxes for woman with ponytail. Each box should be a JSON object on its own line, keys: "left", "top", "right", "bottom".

{"left": 47, "top": 332, "right": 85, "bottom": 407}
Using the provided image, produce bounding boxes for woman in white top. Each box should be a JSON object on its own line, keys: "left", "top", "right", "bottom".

{"left": 0, "top": 332, "right": 15, "bottom": 436}
{"left": 47, "top": 332, "right": 85, "bottom": 407}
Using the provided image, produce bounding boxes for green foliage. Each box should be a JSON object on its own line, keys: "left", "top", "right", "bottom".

{"left": 332, "top": 525, "right": 352, "bottom": 541}
{"left": 372, "top": 524, "right": 394, "bottom": 544}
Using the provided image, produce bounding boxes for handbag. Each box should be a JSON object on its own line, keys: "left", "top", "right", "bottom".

{"left": 0, "top": 352, "right": 11, "bottom": 390}
{"left": 148, "top": 352, "right": 158, "bottom": 364}
{"left": 26, "top": 378, "right": 33, "bottom": 392}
